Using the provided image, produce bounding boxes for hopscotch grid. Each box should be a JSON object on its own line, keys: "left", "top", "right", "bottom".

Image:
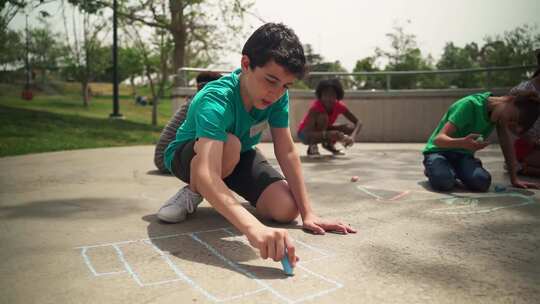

{"left": 78, "top": 227, "right": 344, "bottom": 303}
{"left": 112, "top": 244, "right": 144, "bottom": 287}
{"left": 81, "top": 247, "right": 127, "bottom": 277}
{"left": 144, "top": 239, "right": 268, "bottom": 303}
{"left": 288, "top": 264, "right": 344, "bottom": 304}
{"left": 220, "top": 228, "right": 344, "bottom": 302}
{"left": 144, "top": 240, "right": 220, "bottom": 302}
{"left": 74, "top": 227, "right": 231, "bottom": 249}
{"left": 189, "top": 232, "right": 293, "bottom": 304}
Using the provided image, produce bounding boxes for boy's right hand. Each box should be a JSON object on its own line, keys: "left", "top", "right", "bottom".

{"left": 246, "top": 225, "right": 297, "bottom": 266}
{"left": 463, "top": 133, "right": 490, "bottom": 151}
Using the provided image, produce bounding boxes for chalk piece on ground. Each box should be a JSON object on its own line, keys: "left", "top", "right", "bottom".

{"left": 494, "top": 184, "right": 506, "bottom": 192}
{"left": 281, "top": 254, "right": 294, "bottom": 276}
{"left": 350, "top": 176, "right": 359, "bottom": 182}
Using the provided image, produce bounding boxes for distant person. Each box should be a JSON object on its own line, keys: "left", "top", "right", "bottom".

{"left": 509, "top": 49, "right": 540, "bottom": 176}
{"left": 154, "top": 71, "right": 222, "bottom": 173}
{"left": 296, "top": 78, "right": 361, "bottom": 157}
{"left": 156, "top": 23, "right": 355, "bottom": 267}
{"left": 423, "top": 91, "right": 540, "bottom": 192}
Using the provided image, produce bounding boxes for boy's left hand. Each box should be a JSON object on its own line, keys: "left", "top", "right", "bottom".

{"left": 302, "top": 214, "right": 357, "bottom": 235}
{"left": 511, "top": 179, "right": 540, "bottom": 189}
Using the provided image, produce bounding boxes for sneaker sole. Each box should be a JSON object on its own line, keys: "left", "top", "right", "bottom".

{"left": 157, "top": 212, "right": 185, "bottom": 223}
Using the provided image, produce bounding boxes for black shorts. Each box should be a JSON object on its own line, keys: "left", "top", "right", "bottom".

{"left": 170, "top": 140, "right": 285, "bottom": 206}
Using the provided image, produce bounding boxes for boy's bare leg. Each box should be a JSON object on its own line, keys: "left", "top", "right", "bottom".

{"left": 303, "top": 112, "right": 329, "bottom": 144}
{"left": 256, "top": 180, "right": 299, "bottom": 223}
{"left": 521, "top": 149, "right": 540, "bottom": 177}
{"left": 328, "top": 123, "right": 355, "bottom": 135}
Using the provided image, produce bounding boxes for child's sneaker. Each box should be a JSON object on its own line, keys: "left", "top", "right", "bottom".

{"left": 322, "top": 142, "right": 345, "bottom": 155}
{"left": 157, "top": 186, "right": 203, "bottom": 223}
{"left": 307, "top": 144, "right": 321, "bottom": 157}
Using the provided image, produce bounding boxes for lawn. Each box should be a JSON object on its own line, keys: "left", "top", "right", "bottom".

{"left": 0, "top": 82, "right": 178, "bottom": 157}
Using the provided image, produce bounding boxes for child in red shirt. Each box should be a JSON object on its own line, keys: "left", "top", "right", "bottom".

{"left": 297, "top": 78, "right": 361, "bottom": 156}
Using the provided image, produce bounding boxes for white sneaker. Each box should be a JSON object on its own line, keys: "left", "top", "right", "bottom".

{"left": 157, "top": 186, "right": 203, "bottom": 223}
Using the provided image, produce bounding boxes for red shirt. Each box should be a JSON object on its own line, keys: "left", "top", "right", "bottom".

{"left": 298, "top": 99, "right": 348, "bottom": 133}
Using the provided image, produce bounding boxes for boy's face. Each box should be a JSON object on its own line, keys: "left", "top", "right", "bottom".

{"left": 496, "top": 102, "right": 523, "bottom": 135}
{"left": 241, "top": 56, "right": 297, "bottom": 110}
{"left": 320, "top": 87, "right": 337, "bottom": 110}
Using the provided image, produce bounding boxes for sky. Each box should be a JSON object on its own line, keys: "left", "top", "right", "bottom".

{"left": 10, "top": 0, "right": 540, "bottom": 71}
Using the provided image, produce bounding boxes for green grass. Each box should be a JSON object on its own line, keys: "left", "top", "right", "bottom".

{"left": 0, "top": 82, "right": 177, "bottom": 157}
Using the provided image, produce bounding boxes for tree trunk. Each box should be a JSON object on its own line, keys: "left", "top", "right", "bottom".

{"left": 130, "top": 76, "right": 136, "bottom": 97}
{"left": 169, "top": 0, "right": 186, "bottom": 86}
{"left": 82, "top": 81, "right": 89, "bottom": 107}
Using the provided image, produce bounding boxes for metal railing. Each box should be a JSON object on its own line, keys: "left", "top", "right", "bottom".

{"left": 177, "top": 65, "right": 537, "bottom": 91}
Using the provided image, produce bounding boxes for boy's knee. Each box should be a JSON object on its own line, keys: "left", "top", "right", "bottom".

{"left": 272, "top": 204, "right": 299, "bottom": 224}
{"left": 465, "top": 172, "right": 492, "bottom": 192}
{"left": 427, "top": 170, "right": 455, "bottom": 191}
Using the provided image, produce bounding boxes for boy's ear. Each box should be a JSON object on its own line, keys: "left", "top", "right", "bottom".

{"left": 240, "top": 55, "right": 251, "bottom": 72}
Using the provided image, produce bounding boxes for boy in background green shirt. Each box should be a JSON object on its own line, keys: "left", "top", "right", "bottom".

{"left": 423, "top": 91, "right": 540, "bottom": 192}
{"left": 157, "top": 23, "right": 356, "bottom": 267}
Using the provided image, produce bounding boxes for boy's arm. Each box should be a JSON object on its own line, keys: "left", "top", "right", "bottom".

{"left": 193, "top": 138, "right": 297, "bottom": 264}
{"left": 434, "top": 122, "right": 489, "bottom": 151}
{"left": 496, "top": 125, "right": 539, "bottom": 189}
{"left": 271, "top": 127, "right": 356, "bottom": 234}
{"left": 343, "top": 109, "right": 360, "bottom": 126}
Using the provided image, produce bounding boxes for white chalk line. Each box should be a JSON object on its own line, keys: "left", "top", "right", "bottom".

{"left": 144, "top": 240, "right": 220, "bottom": 301}
{"left": 356, "top": 186, "right": 383, "bottom": 200}
{"left": 112, "top": 244, "right": 143, "bottom": 287}
{"left": 427, "top": 193, "right": 536, "bottom": 215}
{"left": 81, "top": 247, "right": 126, "bottom": 277}
{"left": 74, "top": 227, "right": 231, "bottom": 249}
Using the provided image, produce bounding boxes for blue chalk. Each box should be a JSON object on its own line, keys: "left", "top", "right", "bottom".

{"left": 494, "top": 184, "right": 506, "bottom": 192}
{"left": 281, "top": 254, "right": 294, "bottom": 276}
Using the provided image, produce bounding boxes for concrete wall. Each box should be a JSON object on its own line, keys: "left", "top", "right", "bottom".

{"left": 172, "top": 87, "right": 509, "bottom": 143}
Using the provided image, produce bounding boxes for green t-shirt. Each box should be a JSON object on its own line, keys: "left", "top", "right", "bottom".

{"left": 423, "top": 92, "right": 494, "bottom": 155}
{"left": 164, "top": 69, "right": 290, "bottom": 172}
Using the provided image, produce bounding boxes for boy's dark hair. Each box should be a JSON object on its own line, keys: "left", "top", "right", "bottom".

{"left": 196, "top": 71, "right": 222, "bottom": 90}
{"left": 315, "top": 78, "right": 345, "bottom": 101}
{"left": 514, "top": 90, "right": 540, "bottom": 133}
{"left": 242, "top": 23, "right": 306, "bottom": 79}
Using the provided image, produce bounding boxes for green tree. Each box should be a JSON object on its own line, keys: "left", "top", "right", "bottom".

{"left": 126, "top": 25, "right": 173, "bottom": 126}
{"left": 28, "top": 18, "right": 64, "bottom": 84}
{"left": 118, "top": 46, "right": 144, "bottom": 96}
{"left": 436, "top": 42, "right": 481, "bottom": 88}
{"left": 376, "top": 25, "right": 434, "bottom": 89}
{"left": 352, "top": 56, "right": 384, "bottom": 90}
{"left": 479, "top": 24, "right": 540, "bottom": 87}
{"left": 0, "top": 15, "right": 23, "bottom": 73}
{"left": 116, "top": 0, "right": 253, "bottom": 85}
{"left": 60, "top": 1, "right": 109, "bottom": 107}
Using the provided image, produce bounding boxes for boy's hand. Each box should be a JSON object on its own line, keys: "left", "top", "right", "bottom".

{"left": 302, "top": 214, "right": 357, "bottom": 235}
{"left": 511, "top": 178, "right": 540, "bottom": 189}
{"left": 463, "top": 133, "right": 490, "bottom": 151}
{"left": 246, "top": 226, "right": 298, "bottom": 266}
{"left": 341, "top": 135, "right": 354, "bottom": 147}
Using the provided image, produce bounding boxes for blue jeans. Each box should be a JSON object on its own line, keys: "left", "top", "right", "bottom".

{"left": 423, "top": 151, "right": 491, "bottom": 192}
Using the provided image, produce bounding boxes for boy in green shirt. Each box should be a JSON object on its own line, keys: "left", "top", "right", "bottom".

{"left": 157, "top": 23, "right": 356, "bottom": 266}
{"left": 423, "top": 91, "right": 540, "bottom": 192}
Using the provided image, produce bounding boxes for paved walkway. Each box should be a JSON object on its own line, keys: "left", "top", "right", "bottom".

{"left": 1, "top": 143, "right": 539, "bottom": 303}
